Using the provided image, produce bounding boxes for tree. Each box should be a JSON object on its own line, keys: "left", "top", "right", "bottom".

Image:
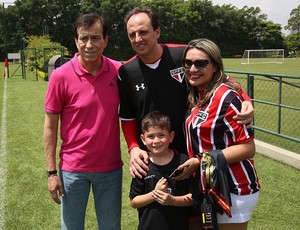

{"left": 210, "top": 4, "right": 254, "bottom": 56}
{"left": 15, "top": 0, "right": 49, "bottom": 36}
{"left": 284, "top": 4, "right": 300, "bottom": 57}
{"left": 284, "top": 34, "right": 300, "bottom": 57}
{"left": 254, "top": 21, "right": 284, "bottom": 49}
{"left": 0, "top": 0, "right": 285, "bottom": 60}
{"left": 14, "top": 0, "right": 81, "bottom": 54}
{"left": 99, "top": 0, "right": 141, "bottom": 60}
{"left": 145, "top": 0, "right": 189, "bottom": 44}
{"left": 285, "top": 4, "right": 300, "bottom": 34}
{"left": 46, "top": 0, "right": 81, "bottom": 54}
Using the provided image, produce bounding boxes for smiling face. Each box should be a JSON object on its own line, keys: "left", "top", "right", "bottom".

{"left": 126, "top": 12, "right": 161, "bottom": 62}
{"left": 141, "top": 126, "right": 174, "bottom": 156}
{"left": 75, "top": 21, "right": 108, "bottom": 67}
{"left": 183, "top": 48, "right": 217, "bottom": 90}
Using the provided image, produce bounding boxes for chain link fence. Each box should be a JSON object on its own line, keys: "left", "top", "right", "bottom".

{"left": 226, "top": 71, "right": 300, "bottom": 154}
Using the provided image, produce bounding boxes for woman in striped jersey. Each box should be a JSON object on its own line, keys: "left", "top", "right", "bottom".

{"left": 176, "top": 38, "right": 260, "bottom": 230}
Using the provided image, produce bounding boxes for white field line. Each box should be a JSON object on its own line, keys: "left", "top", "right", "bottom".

{"left": 0, "top": 74, "right": 7, "bottom": 229}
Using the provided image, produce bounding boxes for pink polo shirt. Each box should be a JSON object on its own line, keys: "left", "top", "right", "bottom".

{"left": 45, "top": 53, "right": 123, "bottom": 172}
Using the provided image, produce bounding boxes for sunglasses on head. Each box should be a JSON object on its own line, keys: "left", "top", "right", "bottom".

{"left": 182, "top": 59, "right": 212, "bottom": 70}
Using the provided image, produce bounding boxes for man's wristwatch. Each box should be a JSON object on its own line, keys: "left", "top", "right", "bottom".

{"left": 47, "top": 170, "right": 58, "bottom": 177}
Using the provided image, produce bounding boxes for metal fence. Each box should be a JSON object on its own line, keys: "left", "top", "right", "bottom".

{"left": 225, "top": 70, "right": 300, "bottom": 154}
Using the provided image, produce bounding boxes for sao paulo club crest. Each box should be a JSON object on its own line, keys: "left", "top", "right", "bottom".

{"left": 192, "top": 111, "right": 208, "bottom": 128}
{"left": 170, "top": 67, "right": 185, "bottom": 83}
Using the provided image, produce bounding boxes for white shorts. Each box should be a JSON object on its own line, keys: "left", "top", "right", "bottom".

{"left": 217, "top": 192, "right": 260, "bottom": 224}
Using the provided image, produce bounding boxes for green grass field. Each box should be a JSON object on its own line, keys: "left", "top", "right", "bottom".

{"left": 224, "top": 58, "right": 300, "bottom": 76}
{"left": 0, "top": 59, "right": 299, "bottom": 229}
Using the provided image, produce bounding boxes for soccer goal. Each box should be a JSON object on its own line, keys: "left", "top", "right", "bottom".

{"left": 241, "top": 49, "right": 284, "bottom": 64}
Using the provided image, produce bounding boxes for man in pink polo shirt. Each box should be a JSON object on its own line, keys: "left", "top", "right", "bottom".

{"left": 43, "top": 13, "right": 122, "bottom": 230}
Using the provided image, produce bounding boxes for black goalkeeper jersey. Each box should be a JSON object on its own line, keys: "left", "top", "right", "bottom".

{"left": 118, "top": 44, "right": 188, "bottom": 154}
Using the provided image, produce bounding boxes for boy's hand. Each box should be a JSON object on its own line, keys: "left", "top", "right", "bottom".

{"left": 154, "top": 178, "right": 168, "bottom": 191}
{"left": 152, "top": 189, "right": 174, "bottom": 206}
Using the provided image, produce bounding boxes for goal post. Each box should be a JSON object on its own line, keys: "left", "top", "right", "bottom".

{"left": 241, "top": 49, "right": 284, "bottom": 64}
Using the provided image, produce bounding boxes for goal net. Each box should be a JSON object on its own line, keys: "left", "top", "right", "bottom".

{"left": 241, "top": 49, "right": 284, "bottom": 64}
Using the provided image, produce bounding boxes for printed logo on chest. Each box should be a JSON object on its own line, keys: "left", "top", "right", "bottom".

{"left": 135, "top": 83, "right": 145, "bottom": 91}
{"left": 170, "top": 67, "right": 185, "bottom": 83}
{"left": 192, "top": 111, "right": 208, "bottom": 128}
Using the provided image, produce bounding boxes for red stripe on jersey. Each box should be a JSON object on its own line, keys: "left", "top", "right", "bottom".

{"left": 185, "top": 113, "right": 195, "bottom": 159}
{"left": 228, "top": 161, "right": 252, "bottom": 195}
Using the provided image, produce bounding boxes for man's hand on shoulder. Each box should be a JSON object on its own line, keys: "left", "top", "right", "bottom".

{"left": 233, "top": 100, "right": 254, "bottom": 128}
{"left": 129, "top": 147, "right": 149, "bottom": 178}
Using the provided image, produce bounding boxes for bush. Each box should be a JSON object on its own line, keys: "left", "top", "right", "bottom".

{"left": 25, "top": 35, "right": 69, "bottom": 72}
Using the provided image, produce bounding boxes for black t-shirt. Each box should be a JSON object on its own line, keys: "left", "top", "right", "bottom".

{"left": 118, "top": 44, "right": 188, "bottom": 154}
{"left": 129, "top": 151, "right": 191, "bottom": 230}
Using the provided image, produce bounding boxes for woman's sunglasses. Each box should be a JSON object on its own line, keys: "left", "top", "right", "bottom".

{"left": 182, "top": 59, "right": 212, "bottom": 70}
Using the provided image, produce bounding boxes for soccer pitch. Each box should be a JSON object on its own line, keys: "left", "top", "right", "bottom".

{"left": 0, "top": 59, "right": 299, "bottom": 229}
{"left": 223, "top": 58, "right": 300, "bottom": 76}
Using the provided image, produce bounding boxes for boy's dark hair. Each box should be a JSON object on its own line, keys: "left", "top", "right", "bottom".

{"left": 123, "top": 6, "right": 160, "bottom": 31}
{"left": 74, "top": 13, "right": 109, "bottom": 39}
{"left": 141, "top": 111, "right": 172, "bottom": 133}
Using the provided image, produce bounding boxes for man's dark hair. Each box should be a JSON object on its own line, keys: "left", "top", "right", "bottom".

{"left": 123, "top": 6, "right": 160, "bottom": 31}
{"left": 74, "top": 13, "right": 109, "bottom": 39}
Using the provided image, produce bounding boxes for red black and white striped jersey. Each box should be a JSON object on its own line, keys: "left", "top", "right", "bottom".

{"left": 185, "top": 83, "right": 260, "bottom": 195}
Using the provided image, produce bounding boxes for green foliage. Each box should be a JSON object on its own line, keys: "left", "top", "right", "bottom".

{"left": 0, "top": 0, "right": 286, "bottom": 60}
{"left": 285, "top": 4, "right": 300, "bottom": 33}
{"left": 99, "top": 0, "right": 141, "bottom": 60}
{"left": 254, "top": 21, "right": 284, "bottom": 49}
{"left": 143, "top": 0, "right": 189, "bottom": 44}
{"left": 284, "top": 34, "right": 300, "bottom": 57}
{"left": 283, "top": 4, "right": 300, "bottom": 56}
{"left": 0, "top": 4, "right": 21, "bottom": 56}
{"left": 25, "top": 35, "right": 68, "bottom": 71}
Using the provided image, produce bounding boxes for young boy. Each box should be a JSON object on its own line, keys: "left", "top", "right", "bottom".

{"left": 129, "top": 111, "right": 193, "bottom": 230}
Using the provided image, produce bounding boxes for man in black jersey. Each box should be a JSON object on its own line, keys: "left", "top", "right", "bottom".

{"left": 118, "top": 7, "right": 254, "bottom": 178}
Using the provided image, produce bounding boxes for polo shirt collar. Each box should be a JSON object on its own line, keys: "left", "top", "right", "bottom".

{"left": 71, "top": 52, "right": 109, "bottom": 76}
